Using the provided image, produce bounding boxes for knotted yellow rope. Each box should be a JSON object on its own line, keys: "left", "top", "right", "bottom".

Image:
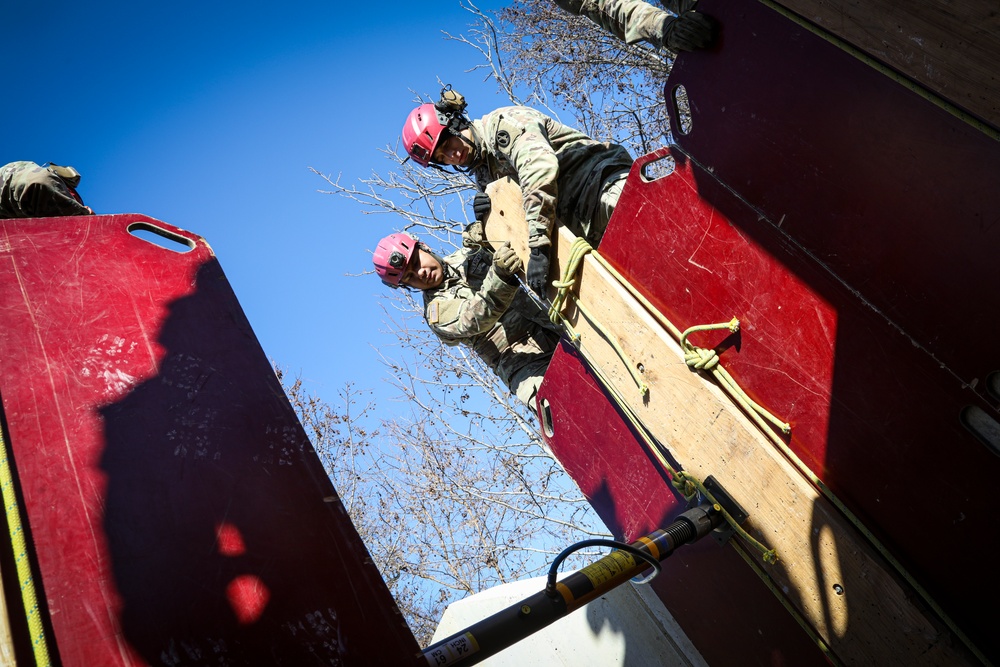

{"left": 680, "top": 320, "right": 791, "bottom": 435}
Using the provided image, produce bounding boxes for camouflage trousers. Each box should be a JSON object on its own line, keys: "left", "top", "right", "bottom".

{"left": 592, "top": 169, "right": 629, "bottom": 243}
{"left": 510, "top": 355, "right": 554, "bottom": 411}
{"left": 0, "top": 161, "right": 92, "bottom": 219}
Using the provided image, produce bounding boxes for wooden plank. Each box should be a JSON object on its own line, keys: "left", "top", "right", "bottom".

{"left": 762, "top": 0, "right": 1000, "bottom": 132}
{"left": 483, "top": 176, "right": 977, "bottom": 666}
{"left": 0, "top": 560, "right": 16, "bottom": 665}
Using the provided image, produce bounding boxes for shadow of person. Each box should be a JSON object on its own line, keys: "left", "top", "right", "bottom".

{"left": 97, "top": 258, "right": 411, "bottom": 665}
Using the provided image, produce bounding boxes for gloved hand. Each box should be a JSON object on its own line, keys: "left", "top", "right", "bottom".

{"left": 462, "top": 220, "right": 485, "bottom": 248}
{"left": 473, "top": 192, "right": 492, "bottom": 221}
{"left": 526, "top": 246, "right": 550, "bottom": 295}
{"left": 493, "top": 242, "right": 523, "bottom": 284}
{"left": 663, "top": 11, "right": 718, "bottom": 51}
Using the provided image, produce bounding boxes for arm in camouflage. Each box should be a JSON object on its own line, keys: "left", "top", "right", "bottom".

{"left": 552, "top": 0, "right": 673, "bottom": 48}
{"left": 424, "top": 266, "right": 520, "bottom": 345}
{"left": 500, "top": 109, "right": 560, "bottom": 250}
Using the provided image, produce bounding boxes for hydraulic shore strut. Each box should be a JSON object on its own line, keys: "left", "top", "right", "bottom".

{"left": 421, "top": 503, "right": 725, "bottom": 666}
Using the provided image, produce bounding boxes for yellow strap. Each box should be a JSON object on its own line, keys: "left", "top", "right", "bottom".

{"left": 0, "top": 427, "right": 51, "bottom": 666}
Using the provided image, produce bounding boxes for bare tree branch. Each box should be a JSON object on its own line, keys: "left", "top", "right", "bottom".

{"left": 301, "top": 0, "right": 679, "bottom": 646}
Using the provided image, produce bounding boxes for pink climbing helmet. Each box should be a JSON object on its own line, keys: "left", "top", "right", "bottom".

{"left": 373, "top": 232, "right": 418, "bottom": 286}
{"left": 402, "top": 103, "right": 449, "bottom": 167}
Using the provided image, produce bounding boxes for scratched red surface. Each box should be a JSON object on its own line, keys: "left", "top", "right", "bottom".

{"left": 0, "top": 215, "right": 420, "bottom": 666}
{"left": 539, "top": 0, "right": 1000, "bottom": 662}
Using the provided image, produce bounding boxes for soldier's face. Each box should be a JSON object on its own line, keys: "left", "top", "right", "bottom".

{"left": 401, "top": 248, "right": 443, "bottom": 290}
{"left": 433, "top": 135, "right": 472, "bottom": 167}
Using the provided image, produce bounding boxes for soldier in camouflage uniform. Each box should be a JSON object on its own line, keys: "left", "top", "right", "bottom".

{"left": 373, "top": 230, "right": 561, "bottom": 410}
{"left": 403, "top": 101, "right": 633, "bottom": 296}
{"left": 400, "top": 1, "right": 716, "bottom": 293}
{"left": 552, "top": 0, "right": 717, "bottom": 52}
{"left": 0, "top": 161, "right": 93, "bottom": 219}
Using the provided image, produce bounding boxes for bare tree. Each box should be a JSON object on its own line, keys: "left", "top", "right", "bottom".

{"left": 302, "top": 0, "right": 677, "bottom": 646}
{"left": 482, "top": 0, "right": 674, "bottom": 153}
{"left": 279, "top": 345, "right": 606, "bottom": 646}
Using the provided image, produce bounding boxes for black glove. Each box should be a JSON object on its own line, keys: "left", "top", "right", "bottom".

{"left": 526, "top": 246, "right": 550, "bottom": 296}
{"left": 663, "top": 11, "right": 718, "bottom": 51}
{"left": 659, "top": 0, "right": 699, "bottom": 14}
{"left": 492, "top": 242, "right": 523, "bottom": 284}
{"left": 472, "top": 192, "right": 492, "bottom": 221}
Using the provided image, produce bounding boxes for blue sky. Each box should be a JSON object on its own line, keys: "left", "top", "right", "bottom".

{"left": 5, "top": 1, "right": 509, "bottom": 408}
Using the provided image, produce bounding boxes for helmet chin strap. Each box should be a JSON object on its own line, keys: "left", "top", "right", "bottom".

{"left": 459, "top": 123, "right": 480, "bottom": 159}
{"left": 451, "top": 123, "right": 482, "bottom": 176}
{"left": 427, "top": 123, "right": 481, "bottom": 182}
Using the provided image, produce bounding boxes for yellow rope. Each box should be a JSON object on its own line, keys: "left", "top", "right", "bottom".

{"left": 680, "top": 320, "right": 791, "bottom": 435}
{"left": 546, "top": 236, "right": 988, "bottom": 665}
{"left": 550, "top": 237, "right": 648, "bottom": 396}
{"left": 0, "top": 427, "right": 51, "bottom": 666}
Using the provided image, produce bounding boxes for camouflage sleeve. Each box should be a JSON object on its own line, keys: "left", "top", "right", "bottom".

{"left": 552, "top": 0, "right": 669, "bottom": 47}
{"left": 424, "top": 268, "right": 519, "bottom": 345}
{"left": 498, "top": 111, "right": 560, "bottom": 250}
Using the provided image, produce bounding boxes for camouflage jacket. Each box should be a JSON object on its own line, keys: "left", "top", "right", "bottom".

{"left": 469, "top": 106, "right": 633, "bottom": 250}
{"left": 0, "top": 161, "right": 90, "bottom": 219}
{"left": 423, "top": 245, "right": 561, "bottom": 390}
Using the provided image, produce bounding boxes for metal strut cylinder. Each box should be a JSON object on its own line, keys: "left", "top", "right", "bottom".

{"left": 421, "top": 504, "right": 723, "bottom": 666}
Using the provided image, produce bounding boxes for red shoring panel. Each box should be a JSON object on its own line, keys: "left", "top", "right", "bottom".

{"left": 0, "top": 215, "right": 420, "bottom": 666}
{"left": 590, "top": 0, "right": 1000, "bottom": 655}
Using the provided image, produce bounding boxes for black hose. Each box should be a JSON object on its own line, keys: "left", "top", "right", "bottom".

{"left": 544, "top": 538, "right": 662, "bottom": 597}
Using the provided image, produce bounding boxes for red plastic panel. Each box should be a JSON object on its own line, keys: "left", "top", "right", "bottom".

{"left": 666, "top": 0, "right": 1000, "bottom": 384}
{"left": 583, "top": 0, "right": 1000, "bottom": 655}
{"left": 537, "top": 343, "right": 827, "bottom": 667}
{"left": 0, "top": 215, "right": 420, "bottom": 666}
{"left": 599, "top": 146, "right": 1000, "bottom": 661}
